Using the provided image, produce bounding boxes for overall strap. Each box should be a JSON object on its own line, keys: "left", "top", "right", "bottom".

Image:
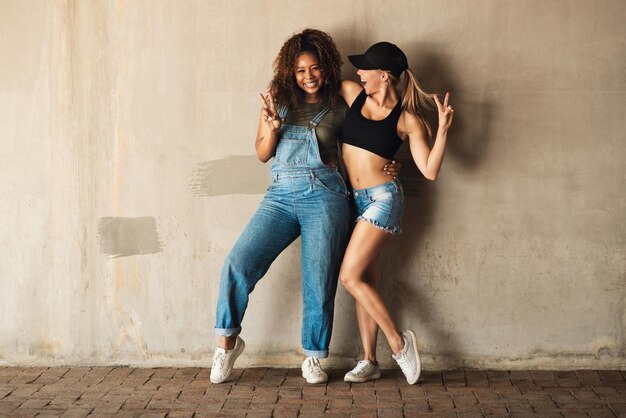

{"left": 278, "top": 104, "right": 289, "bottom": 122}
{"left": 308, "top": 107, "right": 331, "bottom": 131}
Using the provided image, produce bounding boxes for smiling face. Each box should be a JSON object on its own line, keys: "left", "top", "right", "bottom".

{"left": 294, "top": 52, "right": 325, "bottom": 103}
{"left": 357, "top": 68, "right": 385, "bottom": 95}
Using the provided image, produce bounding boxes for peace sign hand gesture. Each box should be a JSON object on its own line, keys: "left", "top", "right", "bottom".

{"left": 434, "top": 92, "right": 454, "bottom": 131}
{"left": 260, "top": 91, "right": 281, "bottom": 132}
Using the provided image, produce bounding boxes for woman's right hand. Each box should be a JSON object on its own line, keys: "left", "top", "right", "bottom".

{"left": 260, "top": 92, "right": 281, "bottom": 132}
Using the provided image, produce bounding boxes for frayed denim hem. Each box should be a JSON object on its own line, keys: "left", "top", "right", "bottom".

{"left": 214, "top": 327, "right": 241, "bottom": 337}
{"left": 303, "top": 348, "right": 329, "bottom": 358}
{"left": 356, "top": 216, "right": 402, "bottom": 235}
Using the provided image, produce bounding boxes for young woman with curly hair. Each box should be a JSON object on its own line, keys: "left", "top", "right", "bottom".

{"left": 210, "top": 29, "right": 400, "bottom": 385}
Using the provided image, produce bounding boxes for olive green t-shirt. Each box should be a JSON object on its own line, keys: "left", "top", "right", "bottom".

{"left": 283, "top": 100, "right": 348, "bottom": 165}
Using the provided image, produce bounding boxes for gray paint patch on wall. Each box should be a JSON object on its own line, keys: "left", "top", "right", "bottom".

{"left": 190, "top": 155, "right": 270, "bottom": 196}
{"left": 98, "top": 217, "right": 163, "bottom": 258}
{"left": 190, "top": 155, "right": 425, "bottom": 196}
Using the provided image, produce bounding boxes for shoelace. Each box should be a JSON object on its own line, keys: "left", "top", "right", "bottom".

{"left": 213, "top": 349, "right": 226, "bottom": 371}
{"left": 307, "top": 357, "right": 324, "bottom": 376}
{"left": 395, "top": 353, "right": 413, "bottom": 376}
{"left": 352, "top": 360, "right": 373, "bottom": 376}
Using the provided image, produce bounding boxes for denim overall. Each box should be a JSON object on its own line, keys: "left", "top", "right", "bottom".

{"left": 214, "top": 105, "right": 350, "bottom": 358}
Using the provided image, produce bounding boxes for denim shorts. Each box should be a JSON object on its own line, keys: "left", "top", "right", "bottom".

{"left": 352, "top": 179, "right": 404, "bottom": 234}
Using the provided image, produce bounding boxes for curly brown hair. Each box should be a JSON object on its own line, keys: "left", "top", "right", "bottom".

{"left": 269, "top": 29, "right": 342, "bottom": 111}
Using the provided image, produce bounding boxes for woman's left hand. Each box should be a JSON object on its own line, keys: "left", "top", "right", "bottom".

{"left": 435, "top": 92, "right": 454, "bottom": 130}
{"left": 383, "top": 160, "right": 402, "bottom": 179}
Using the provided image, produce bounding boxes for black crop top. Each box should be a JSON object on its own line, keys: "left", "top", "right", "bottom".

{"left": 342, "top": 89, "right": 404, "bottom": 159}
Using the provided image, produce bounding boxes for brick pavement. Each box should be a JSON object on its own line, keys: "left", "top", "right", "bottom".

{"left": 0, "top": 367, "right": 625, "bottom": 417}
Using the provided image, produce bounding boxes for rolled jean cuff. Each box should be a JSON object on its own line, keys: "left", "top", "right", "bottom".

{"left": 303, "top": 348, "right": 328, "bottom": 358}
{"left": 214, "top": 326, "right": 241, "bottom": 337}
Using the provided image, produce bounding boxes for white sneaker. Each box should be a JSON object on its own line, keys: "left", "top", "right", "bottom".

{"left": 344, "top": 360, "right": 381, "bottom": 383}
{"left": 392, "top": 330, "right": 421, "bottom": 384}
{"left": 210, "top": 336, "right": 245, "bottom": 384}
{"left": 301, "top": 356, "right": 328, "bottom": 384}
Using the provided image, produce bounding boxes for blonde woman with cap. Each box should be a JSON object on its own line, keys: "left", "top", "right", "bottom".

{"left": 338, "top": 42, "right": 454, "bottom": 384}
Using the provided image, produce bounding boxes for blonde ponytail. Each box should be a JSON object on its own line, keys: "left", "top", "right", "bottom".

{"left": 401, "top": 68, "right": 434, "bottom": 139}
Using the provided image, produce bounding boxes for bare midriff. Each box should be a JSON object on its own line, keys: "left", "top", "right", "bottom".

{"left": 342, "top": 143, "right": 393, "bottom": 190}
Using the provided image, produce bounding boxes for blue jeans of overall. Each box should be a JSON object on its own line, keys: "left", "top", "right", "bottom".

{"left": 214, "top": 106, "right": 350, "bottom": 358}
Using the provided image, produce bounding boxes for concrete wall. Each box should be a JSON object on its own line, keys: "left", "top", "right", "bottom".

{"left": 0, "top": 0, "right": 624, "bottom": 369}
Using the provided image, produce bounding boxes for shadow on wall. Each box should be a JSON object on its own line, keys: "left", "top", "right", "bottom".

{"left": 410, "top": 44, "right": 493, "bottom": 172}
{"left": 337, "top": 34, "right": 494, "bottom": 366}
{"left": 396, "top": 41, "right": 493, "bottom": 367}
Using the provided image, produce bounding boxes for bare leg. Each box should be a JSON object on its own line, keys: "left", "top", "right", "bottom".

{"left": 219, "top": 336, "right": 236, "bottom": 350}
{"left": 340, "top": 221, "right": 404, "bottom": 354}
{"left": 356, "top": 261, "right": 381, "bottom": 361}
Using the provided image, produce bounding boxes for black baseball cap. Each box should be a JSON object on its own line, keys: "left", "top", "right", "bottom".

{"left": 348, "top": 42, "right": 408, "bottom": 78}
